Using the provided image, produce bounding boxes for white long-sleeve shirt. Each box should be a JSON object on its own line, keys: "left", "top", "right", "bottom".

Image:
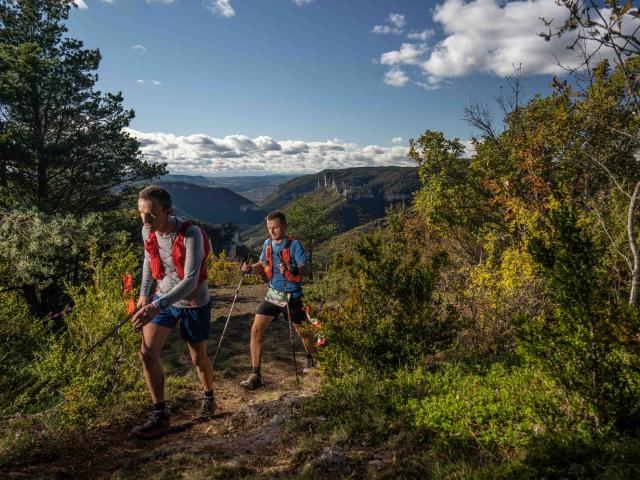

{"left": 140, "top": 217, "right": 210, "bottom": 308}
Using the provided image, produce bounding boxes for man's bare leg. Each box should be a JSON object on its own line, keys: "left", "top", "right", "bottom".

{"left": 188, "top": 340, "right": 215, "bottom": 416}
{"left": 139, "top": 323, "right": 173, "bottom": 403}
{"left": 293, "top": 323, "right": 315, "bottom": 357}
{"left": 187, "top": 340, "right": 214, "bottom": 392}
{"left": 250, "top": 314, "right": 275, "bottom": 369}
{"left": 241, "top": 314, "right": 274, "bottom": 389}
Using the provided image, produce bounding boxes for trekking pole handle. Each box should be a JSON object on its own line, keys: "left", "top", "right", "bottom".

{"left": 240, "top": 253, "right": 252, "bottom": 275}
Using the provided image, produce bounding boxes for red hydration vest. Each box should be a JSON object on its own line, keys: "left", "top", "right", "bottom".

{"left": 264, "top": 236, "right": 301, "bottom": 283}
{"left": 145, "top": 220, "right": 210, "bottom": 284}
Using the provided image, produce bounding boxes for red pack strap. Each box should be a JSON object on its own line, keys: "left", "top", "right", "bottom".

{"left": 145, "top": 221, "right": 210, "bottom": 284}
{"left": 265, "top": 236, "right": 301, "bottom": 282}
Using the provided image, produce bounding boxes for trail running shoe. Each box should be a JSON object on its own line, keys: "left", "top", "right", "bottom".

{"left": 130, "top": 410, "right": 170, "bottom": 439}
{"left": 240, "top": 373, "right": 265, "bottom": 390}
{"left": 303, "top": 356, "right": 317, "bottom": 374}
{"left": 199, "top": 395, "right": 216, "bottom": 418}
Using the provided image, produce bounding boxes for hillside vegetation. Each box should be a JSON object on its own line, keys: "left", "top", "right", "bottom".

{"left": 260, "top": 166, "right": 419, "bottom": 210}
{"left": 3, "top": 1, "right": 640, "bottom": 479}
{"left": 156, "top": 181, "right": 266, "bottom": 227}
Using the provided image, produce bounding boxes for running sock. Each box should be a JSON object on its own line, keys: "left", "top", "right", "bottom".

{"left": 153, "top": 401, "right": 166, "bottom": 413}
{"left": 252, "top": 366, "right": 261, "bottom": 375}
{"left": 204, "top": 390, "right": 214, "bottom": 399}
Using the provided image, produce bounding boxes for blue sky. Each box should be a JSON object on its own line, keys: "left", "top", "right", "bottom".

{"left": 66, "top": 0, "right": 585, "bottom": 175}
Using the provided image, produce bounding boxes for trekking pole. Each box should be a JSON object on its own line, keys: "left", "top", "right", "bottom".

{"left": 212, "top": 253, "right": 251, "bottom": 367}
{"left": 278, "top": 251, "right": 300, "bottom": 384}
{"left": 83, "top": 313, "right": 136, "bottom": 359}
{"left": 285, "top": 299, "right": 300, "bottom": 384}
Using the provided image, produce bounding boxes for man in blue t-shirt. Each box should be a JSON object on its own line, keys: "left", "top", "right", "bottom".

{"left": 239, "top": 210, "right": 315, "bottom": 389}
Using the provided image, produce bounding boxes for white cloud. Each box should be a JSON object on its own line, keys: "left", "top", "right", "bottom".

{"left": 462, "top": 139, "right": 476, "bottom": 158}
{"left": 376, "top": 0, "right": 627, "bottom": 89}
{"left": 384, "top": 68, "right": 410, "bottom": 87}
{"left": 205, "top": 0, "right": 235, "bottom": 17}
{"left": 381, "top": 43, "right": 428, "bottom": 66}
{"left": 131, "top": 44, "right": 147, "bottom": 55}
{"left": 373, "top": 12, "right": 406, "bottom": 35}
{"left": 293, "top": 0, "right": 314, "bottom": 5}
{"left": 146, "top": 0, "right": 176, "bottom": 3}
{"left": 389, "top": 14, "right": 406, "bottom": 29}
{"left": 137, "top": 79, "right": 162, "bottom": 85}
{"left": 407, "top": 29, "right": 435, "bottom": 41}
{"left": 70, "top": 0, "right": 88, "bottom": 9}
{"left": 127, "top": 129, "right": 415, "bottom": 175}
{"left": 373, "top": 25, "right": 393, "bottom": 35}
{"left": 391, "top": 137, "right": 403, "bottom": 144}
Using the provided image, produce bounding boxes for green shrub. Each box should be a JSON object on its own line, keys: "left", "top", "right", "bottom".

{"left": 319, "top": 214, "right": 457, "bottom": 375}
{"left": 519, "top": 207, "right": 640, "bottom": 429}
{"left": 303, "top": 267, "right": 350, "bottom": 303}
{"left": 207, "top": 251, "right": 262, "bottom": 287}
{"left": 396, "top": 361, "right": 585, "bottom": 458}
{"left": 9, "top": 236, "right": 143, "bottom": 422}
{"left": 0, "top": 293, "right": 49, "bottom": 413}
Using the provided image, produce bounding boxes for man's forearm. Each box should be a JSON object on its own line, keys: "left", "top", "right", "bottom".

{"left": 250, "top": 262, "right": 264, "bottom": 274}
{"left": 140, "top": 254, "right": 153, "bottom": 298}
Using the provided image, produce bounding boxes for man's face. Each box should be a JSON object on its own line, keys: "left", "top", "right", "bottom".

{"left": 266, "top": 218, "right": 287, "bottom": 241}
{"left": 138, "top": 198, "right": 171, "bottom": 233}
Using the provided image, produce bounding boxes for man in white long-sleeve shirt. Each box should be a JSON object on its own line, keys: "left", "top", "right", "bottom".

{"left": 130, "top": 186, "right": 215, "bottom": 439}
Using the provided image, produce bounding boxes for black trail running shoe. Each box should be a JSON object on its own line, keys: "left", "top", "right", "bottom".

{"left": 240, "top": 373, "right": 265, "bottom": 390}
{"left": 199, "top": 395, "right": 216, "bottom": 418}
{"left": 303, "top": 356, "right": 317, "bottom": 374}
{"left": 130, "top": 410, "right": 170, "bottom": 439}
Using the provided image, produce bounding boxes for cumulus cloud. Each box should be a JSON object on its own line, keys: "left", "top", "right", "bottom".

{"left": 205, "top": 0, "right": 235, "bottom": 17}
{"left": 293, "top": 0, "right": 314, "bottom": 5}
{"left": 381, "top": 43, "right": 428, "bottom": 66}
{"left": 131, "top": 44, "right": 147, "bottom": 55}
{"left": 391, "top": 137, "right": 403, "bottom": 144}
{"left": 126, "top": 129, "right": 415, "bottom": 175}
{"left": 407, "top": 29, "right": 435, "bottom": 41}
{"left": 377, "top": 0, "right": 625, "bottom": 89}
{"left": 384, "top": 68, "right": 410, "bottom": 86}
{"left": 373, "top": 12, "right": 406, "bottom": 35}
{"left": 389, "top": 14, "right": 406, "bottom": 29}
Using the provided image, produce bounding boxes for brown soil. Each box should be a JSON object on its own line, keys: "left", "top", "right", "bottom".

{"left": 2, "top": 285, "right": 322, "bottom": 479}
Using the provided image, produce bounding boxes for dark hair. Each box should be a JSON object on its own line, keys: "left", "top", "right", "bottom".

{"left": 266, "top": 210, "right": 286, "bottom": 224}
{"left": 139, "top": 185, "right": 172, "bottom": 210}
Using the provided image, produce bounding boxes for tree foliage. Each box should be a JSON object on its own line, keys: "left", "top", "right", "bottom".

{"left": 0, "top": 0, "right": 165, "bottom": 214}
{"left": 285, "top": 192, "right": 337, "bottom": 279}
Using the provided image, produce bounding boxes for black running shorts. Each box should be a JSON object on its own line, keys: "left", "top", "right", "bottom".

{"left": 256, "top": 295, "right": 306, "bottom": 324}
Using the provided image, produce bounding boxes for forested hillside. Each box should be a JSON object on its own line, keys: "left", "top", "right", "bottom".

{"left": 260, "top": 166, "right": 419, "bottom": 210}
{"left": 155, "top": 181, "right": 266, "bottom": 227}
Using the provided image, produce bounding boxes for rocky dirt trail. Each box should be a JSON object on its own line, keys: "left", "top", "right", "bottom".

{"left": 3, "top": 285, "right": 324, "bottom": 479}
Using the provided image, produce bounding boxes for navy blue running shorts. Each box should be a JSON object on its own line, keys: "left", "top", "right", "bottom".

{"left": 150, "top": 296, "right": 212, "bottom": 344}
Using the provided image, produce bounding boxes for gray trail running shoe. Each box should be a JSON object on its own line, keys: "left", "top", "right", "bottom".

{"left": 199, "top": 395, "right": 216, "bottom": 418}
{"left": 130, "top": 410, "right": 170, "bottom": 439}
{"left": 240, "top": 372, "right": 265, "bottom": 390}
{"left": 303, "top": 356, "right": 317, "bottom": 374}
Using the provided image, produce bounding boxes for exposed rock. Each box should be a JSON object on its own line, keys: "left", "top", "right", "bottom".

{"left": 302, "top": 446, "right": 350, "bottom": 474}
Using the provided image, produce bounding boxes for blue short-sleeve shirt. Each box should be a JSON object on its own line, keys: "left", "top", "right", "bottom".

{"left": 260, "top": 237, "right": 308, "bottom": 297}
